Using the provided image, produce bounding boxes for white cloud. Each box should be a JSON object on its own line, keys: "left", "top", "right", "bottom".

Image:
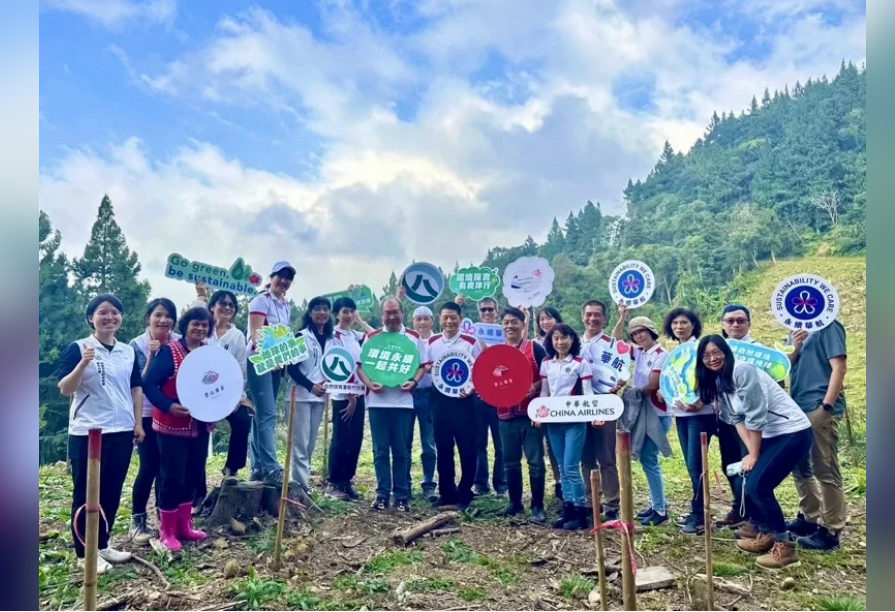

{"left": 39, "top": 0, "right": 866, "bottom": 306}
{"left": 41, "top": 0, "right": 176, "bottom": 29}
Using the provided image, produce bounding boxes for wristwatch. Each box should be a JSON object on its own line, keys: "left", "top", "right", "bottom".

{"left": 822, "top": 403, "right": 834, "bottom": 412}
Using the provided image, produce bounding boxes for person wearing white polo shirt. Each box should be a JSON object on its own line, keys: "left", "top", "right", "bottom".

{"left": 57, "top": 294, "right": 145, "bottom": 574}
{"left": 428, "top": 301, "right": 483, "bottom": 511}
{"left": 411, "top": 306, "right": 439, "bottom": 499}
{"left": 247, "top": 261, "right": 296, "bottom": 486}
{"left": 356, "top": 297, "right": 429, "bottom": 513}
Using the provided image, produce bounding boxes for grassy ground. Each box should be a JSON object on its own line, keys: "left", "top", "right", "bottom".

{"left": 39, "top": 257, "right": 866, "bottom": 611}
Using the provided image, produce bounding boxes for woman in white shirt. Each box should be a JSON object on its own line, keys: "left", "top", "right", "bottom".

{"left": 540, "top": 323, "right": 596, "bottom": 531}
{"left": 247, "top": 262, "right": 296, "bottom": 485}
{"left": 695, "top": 335, "right": 813, "bottom": 570}
{"left": 57, "top": 294, "right": 144, "bottom": 574}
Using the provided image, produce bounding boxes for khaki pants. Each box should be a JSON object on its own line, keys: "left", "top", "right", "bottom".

{"left": 581, "top": 421, "right": 620, "bottom": 512}
{"left": 792, "top": 409, "right": 847, "bottom": 533}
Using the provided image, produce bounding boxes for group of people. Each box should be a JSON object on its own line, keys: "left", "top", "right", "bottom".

{"left": 57, "top": 261, "right": 849, "bottom": 574}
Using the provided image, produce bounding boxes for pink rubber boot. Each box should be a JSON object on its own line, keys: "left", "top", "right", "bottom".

{"left": 177, "top": 504, "right": 207, "bottom": 542}
{"left": 158, "top": 510, "right": 183, "bottom": 552}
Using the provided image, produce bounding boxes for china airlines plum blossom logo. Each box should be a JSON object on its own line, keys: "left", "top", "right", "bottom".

{"left": 537, "top": 405, "right": 550, "bottom": 419}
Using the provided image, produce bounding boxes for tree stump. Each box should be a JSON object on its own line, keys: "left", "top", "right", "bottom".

{"left": 205, "top": 482, "right": 265, "bottom": 529}
{"left": 261, "top": 483, "right": 320, "bottom": 519}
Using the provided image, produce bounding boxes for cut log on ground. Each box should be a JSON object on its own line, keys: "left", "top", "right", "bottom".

{"left": 204, "top": 482, "right": 265, "bottom": 529}
{"left": 393, "top": 512, "right": 461, "bottom": 547}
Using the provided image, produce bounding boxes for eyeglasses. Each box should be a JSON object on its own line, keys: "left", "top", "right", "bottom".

{"left": 479, "top": 307, "right": 496, "bottom": 314}
{"left": 218, "top": 302, "right": 236, "bottom": 310}
{"left": 724, "top": 318, "right": 749, "bottom": 325}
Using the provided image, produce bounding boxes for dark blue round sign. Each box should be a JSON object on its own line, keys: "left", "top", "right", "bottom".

{"left": 617, "top": 270, "right": 646, "bottom": 299}
{"left": 785, "top": 285, "right": 826, "bottom": 321}
{"left": 442, "top": 358, "right": 471, "bottom": 388}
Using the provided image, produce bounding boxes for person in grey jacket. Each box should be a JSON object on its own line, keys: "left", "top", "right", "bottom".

{"left": 695, "top": 335, "right": 813, "bottom": 570}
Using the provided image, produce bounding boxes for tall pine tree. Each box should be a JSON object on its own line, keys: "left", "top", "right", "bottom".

{"left": 539, "top": 218, "right": 566, "bottom": 260}
{"left": 74, "top": 195, "right": 151, "bottom": 343}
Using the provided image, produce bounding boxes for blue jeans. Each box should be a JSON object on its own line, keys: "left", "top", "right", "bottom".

{"left": 369, "top": 409, "right": 414, "bottom": 503}
{"left": 676, "top": 414, "right": 717, "bottom": 517}
{"left": 248, "top": 366, "right": 283, "bottom": 481}
{"left": 640, "top": 416, "right": 673, "bottom": 514}
{"left": 547, "top": 423, "right": 588, "bottom": 508}
{"left": 412, "top": 387, "right": 438, "bottom": 490}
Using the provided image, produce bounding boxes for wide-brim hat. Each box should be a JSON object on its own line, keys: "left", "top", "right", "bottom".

{"left": 628, "top": 316, "right": 659, "bottom": 337}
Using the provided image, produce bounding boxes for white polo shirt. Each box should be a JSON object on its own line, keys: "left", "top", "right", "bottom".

{"left": 361, "top": 327, "right": 429, "bottom": 410}
{"left": 330, "top": 327, "right": 366, "bottom": 401}
{"left": 61, "top": 336, "right": 139, "bottom": 436}
{"left": 247, "top": 291, "right": 292, "bottom": 353}
{"left": 540, "top": 355, "right": 594, "bottom": 397}
{"left": 633, "top": 344, "right": 668, "bottom": 416}
{"left": 427, "top": 332, "right": 482, "bottom": 363}
{"left": 582, "top": 332, "right": 614, "bottom": 351}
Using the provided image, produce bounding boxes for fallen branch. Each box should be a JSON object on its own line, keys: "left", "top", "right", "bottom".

{"left": 430, "top": 527, "right": 461, "bottom": 538}
{"left": 393, "top": 512, "right": 461, "bottom": 547}
{"left": 131, "top": 554, "right": 170, "bottom": 589}
{"left": 695, "top": 574, "right": 753, "bottom": 596}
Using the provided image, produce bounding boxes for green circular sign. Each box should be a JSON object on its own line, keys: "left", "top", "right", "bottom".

{"left": 360, "top": 333, "right": 421, "bottom": 388}
{"left": 322, "top": 347, "right": 356, "bottom": 384}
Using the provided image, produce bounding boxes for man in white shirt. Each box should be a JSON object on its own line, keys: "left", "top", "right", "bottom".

{"left": 411, "top": 306, "right": 438, "bottom": 499}
{"left": 428, "top": 302, "right": 482, "bottom": 511}
{"left": 356, "top": 297, "right": 429, "bottom": 513}
{"left": 579, "top": 300, "right": 621, "bottom": 521}
{"left": 473, "top": 297, "right": 507, "bottom": 497}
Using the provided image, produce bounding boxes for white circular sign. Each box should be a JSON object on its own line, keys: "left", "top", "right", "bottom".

{"left": 609, "top": 260, "right": 656, "bottom": 309}
{"left": 771, "top": 274, "right": 840, "bottom": 332}
{"left": 176, "top": 345, "right": 244, "bottom": 423}
{"left": 502, "top": 257, "right": 555, "bottom": 308}
{"left": 432, "top": 350, "right": 476, "bottom": 398}
{"left": 401, "top": 262, "right": 446, "bottom": 305}
{"left": 322, "top": 346, "right": 356, "bottom": 384}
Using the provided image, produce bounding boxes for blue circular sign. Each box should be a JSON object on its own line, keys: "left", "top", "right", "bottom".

{"left": 786, "top": 285, "right": 826, "bottom": 321}
{"left": 442, "top": 358, "right": 471, "bottom": 388}
{"left": 617, "top": 270, "right": 646, "bottom": 299}
{"left": 401, "top": 262, "right": 445, "bottom": 305}
{"left": 771, "top": 274, "right": 841, "bottom": 332}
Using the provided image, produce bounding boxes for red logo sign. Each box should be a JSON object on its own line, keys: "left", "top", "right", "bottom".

{"left": 472, "top": 344, "right": 534, "bottom": 409}
{"left": 536, "top": 405, "right": 550, "bottom": 419}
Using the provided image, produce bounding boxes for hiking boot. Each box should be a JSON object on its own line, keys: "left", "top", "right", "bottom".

{"left": 797, "top": 526, "right": 841, "bottom": 552}
{"left": 263, "top": 470, "right": 285, "bottom": 488}
{"left": 129, "top": 513, "right": 152, "bottom": 547}
{"left": 681, "top": 514, "right": 706, "bottom": 536}
{"left": 344, "top": 482, "right": 362, "bottom": 501}
{"left": 717, "top": 510, "right": 748, "bottom": 529}
{"left": 737, "top": 532, "right": 776, "bottom": 554}
{"left": 78, "top": 556, "right": 112, "bottom": 575}
{"left": 641, "top": 511, "right": 671, "bottom": 528}
{"left": 500, "top": 503, "right": 525, "bottom": 518}
{"left": 531, "top": 507, "right": 548, "bottom": 525}
{"left": 562, "top": 507, "right": 588, "bottom": 531}
{"left": 554, "top": 503, "right": 575, "bottom": 530}
{"left": 222, "top": 468, "right": 240, "bottom": 487}
{"left": 735, "top": 522, "right": 760, "bottom": 540}
{"left": 99, "top": 547, "right": 132, "bottom": 564}
{"left": 787, "top": 514, "right": 819, "bottom": 538}
{"left": 757, "top": 541, "right": 801, "bottom": 570}
{"left": 422, "top": 485, "right": 438, "bottom": 503}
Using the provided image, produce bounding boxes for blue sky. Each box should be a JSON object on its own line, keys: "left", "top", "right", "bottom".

{"left": 39, "top": 0, "right": 866, "bottom": 306}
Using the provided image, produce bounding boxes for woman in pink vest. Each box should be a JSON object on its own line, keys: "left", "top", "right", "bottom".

{"left": 142, "top": 307, "right": 215, "bottom": 552}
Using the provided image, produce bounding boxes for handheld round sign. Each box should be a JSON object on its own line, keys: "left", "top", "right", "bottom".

{"left": 360, "top": 332, "right": 420, "bottom": 388}
{"left": 322, "top": 346, "right": 356, "bottom": 384}
{"left": 176, "top": 346, "right": 244, "bottom": 423}
{"left": 771, "top": 274, "right": 840, "bottom": 332}
{"left": 609, "top": 260, "right": 656, "bottom": 309}
{"left": 502, "top": 257, "right": 555, "bottom": 308}
{"left": 584, "top": 338, "right": 633, "bottom": 394}
{"left": 529, "top": 394, "right": 625, "bottom": 424}
{"left": 401, "top": 262, "right": 445, "bottom": 305}
{"left": 472, "top": 344, "right": 534, "bottom": 409}
{"left": 433, "top": 350, "right": 476, "bottom": 398}
{"left": 659, "top": 343, "right": 699, "bottom": 406}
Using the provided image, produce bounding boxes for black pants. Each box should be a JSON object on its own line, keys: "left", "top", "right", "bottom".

{"left": 747, "top": 428, "right": 814, "bottom": 535}
{"left": 69, "top": 432, "right": 133, "bottom": 558}
{"left": 328, "top": 398, "right": 366, "bottom": 485}
{"left": 676, "top": 414, "right": 717, "bottom": 517}
{"left": 158, "top": 429, "right": 209, "bottom": 512}
{"left": 190, "top": 407, "right": 253, "bottom": 506}
{"left": 474, "top": 396, "right": 506, "bottom": 492}
{"left": 132, "top": 417, "right": 159, "bottom": 515}
{"left": 718, "top": 418, "right": 750, "bottom": 518}
{"left": 433, "top": 394, "right": 478, "bottom": 505}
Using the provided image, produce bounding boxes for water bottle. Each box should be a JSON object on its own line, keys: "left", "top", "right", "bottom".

{"left": 726, "top": 461, "right": 744, "bottom": 477}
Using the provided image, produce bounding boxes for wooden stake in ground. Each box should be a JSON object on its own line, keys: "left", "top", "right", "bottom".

{"left": 322, "top": 396, "right": 332, "bottom": 479}
{"left": 617, "top": 430, "right": 637, "bottom": 612}
{"left": 274, "top": 388, "right": 298, "bottom": 571}
{"left": 83, "top": 429, "right": 102, "bottom": 612}
{"left": 590, "top": 470, "right": 609, "bottom": 612}
{"left": 701, "top": 432, "right": 715, "bottom": 612}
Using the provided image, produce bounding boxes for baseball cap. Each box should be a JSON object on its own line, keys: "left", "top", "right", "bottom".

{"left": 413, "top": 306, "right": 434, "bottom": 319}
{"left": 271, "top": 261, "right": 297, "bottom": 278}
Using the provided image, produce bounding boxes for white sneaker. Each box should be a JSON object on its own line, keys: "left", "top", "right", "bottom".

{"left": 99, "top": 547, "right": 132, "bottom": 564}
{"left": 78, "top": 556, "right": 113, "bottom": 575}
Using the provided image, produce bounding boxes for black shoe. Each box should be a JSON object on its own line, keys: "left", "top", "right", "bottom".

{"left": 531, "top": 507, "right": 548, "bottom": 525}
{"left": 604, "top": 509, "right": 620, "bottom": 522}
{"left": 797, "top": 526, "right": 841, "bottom": 552}
{"left": 562, "top": 507, "right": 588, "bottom": 531}
{"left": 681, "top": 514, "right": 706, "bottom": 536}
{"left": 371, "top": 498, "right": 389, "bottom": 512}
{"left": 787, "top": 514, "right": 819, "bottom": 538}
{"left": 343, "top": 482, "right": 362, "bottom": 501}
{"left": 641, "top": 511, "right": 671, "bottom": 527}
{"left": 396, "top": 500, "right": 412, "bottom": 513}
{"left": 554, "top": 503, "right": 575, "bottom": 530}
{"left": 459, "top": 501, "right": 472, "bottom": 513}
{"left": 637, "top": 507, "right": 655, "bottom": 520}
{"left": 500, "top": 504, "right": 524, "bottom": 518}
{"left": 222, "top": 468, "right": 240, "bottom": 486}
{"left": 433, "top": 496, "right": 457, "bottom": 508}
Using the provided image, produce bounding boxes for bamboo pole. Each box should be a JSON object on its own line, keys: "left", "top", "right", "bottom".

{"left": 274, "top": 388, "right": 298, "bottom": 571}
{"left": 617, "top": 430, "right": 637, "bottom": 612}
{"left": 83, "top": 429, "right": 102, "bottom": 611}
{"left": 702, "top": 432, "right": 715, "bottom": 611}
{"left": 322, "top": 396, "right": 332, "bottom": 479}
{"left": 590, "top": 470, "right": 609, "bottom": 612}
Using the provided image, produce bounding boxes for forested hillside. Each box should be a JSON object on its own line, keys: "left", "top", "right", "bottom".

{"left": 38, "top": 63, "right": 866, "bottom": 463}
